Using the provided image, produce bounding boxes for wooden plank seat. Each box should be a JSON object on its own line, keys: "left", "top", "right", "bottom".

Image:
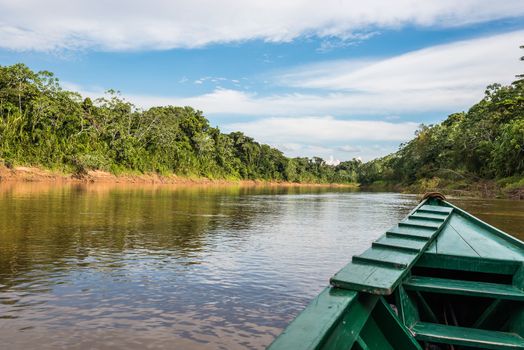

{"left": 409, "top": 213, "right": 447, "bottom": 222}
{"left": 404, "top": 276, "right": 524, "bottom": 301}
{"left": 386, "top": 226, "right": 435, "bottom": 240}
{"left": 410, "top": 212, "right": 448, "bottom": 221}
{"left": 417, "top": 205, "right": 453, "bottom": 214}
{"left": 412, "top": 322, "right": 524, "bottom": 350}
{"left": 372, "top": 236, "right": 427, "bottom": 253}
{"left": 399, "top": 219, "right": 441, "bottom": 230}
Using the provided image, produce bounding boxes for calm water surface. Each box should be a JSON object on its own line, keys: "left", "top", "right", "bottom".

{"left": 0, "top": 183, "right": 522, "bottom": 350}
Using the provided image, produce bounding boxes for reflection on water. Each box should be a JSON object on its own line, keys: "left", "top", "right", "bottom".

{"left": 0, "top": 183, "right": 522, "bottom": 349}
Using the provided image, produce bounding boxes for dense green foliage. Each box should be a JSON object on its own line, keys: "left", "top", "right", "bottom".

{"left": 359, "top": 78, "right": 524, "bottom": 188}
{"left": 0, "top": 64, "right": 360, "bottom": 183}
{"left": 1, "top": 63, "right": 522, "bottom": 188}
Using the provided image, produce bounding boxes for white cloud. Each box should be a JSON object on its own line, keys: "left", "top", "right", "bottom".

{"left": 238, "top": 140, "right": 395, "bottom": 161}
{"left": 325, "top": 156, "right": 341, "bottom": 166}
{"left": 65, "top": 30, "right": 524, "bottom": 118}
{"left": 278, "top": 30, "right": 524, "bottom": 93}
{"left": 65, "top": 31, "right": 524, "bottom": 120}
{"left": 1, "top": 0, "right": 524, "bottom": 51}
{"left": 87, "top": 85, "right": 481, "bottom": 117}
{"left": 222, "top": 116, "right": 418, "bottom": 142}
{"left": 57, "top": 30, "right": 524, "bottom": 160}
{"left": 316, "top": 31, "right": 380, "bottom": 53}
{"left": 337, "top": 145, "right": 362, "bottom": 153}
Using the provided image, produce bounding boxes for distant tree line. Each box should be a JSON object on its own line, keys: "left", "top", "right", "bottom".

{"left": 1, "top": 63, "right": 522, "bottom": 187}
{"left": 0, "top": 64, "right": 361, "bottom": 183}
{"left": 358, "top": 78, "right": 524, "bottom": 187}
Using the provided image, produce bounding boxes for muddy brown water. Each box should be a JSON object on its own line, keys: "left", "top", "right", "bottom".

{"left": 0, "top": 183, "right": 522, "bottom": 349}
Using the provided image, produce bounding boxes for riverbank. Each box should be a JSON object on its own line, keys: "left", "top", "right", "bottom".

{"left": 0, "top": 165, "right": 358, "bottom": 188}
{"left": 2, "top": 165, "right": 522, "bottom": 199}
{"left": 363, "top": 176, "right": 524, "bottom": 200}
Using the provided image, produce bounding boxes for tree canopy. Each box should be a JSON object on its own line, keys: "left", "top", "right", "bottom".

{"left": 0, "top": 63, "right": 360, "bottom": 183}
{"left": 358, "top": 78, "right": 524, "bottom": 188}
{"left": 1, "top": 63, "right": 522, "bottom": 188}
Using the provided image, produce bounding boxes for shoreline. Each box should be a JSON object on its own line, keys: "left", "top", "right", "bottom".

{"left": 1, "top": 165, "right": 521, "bottom": 199}
{"left": 0, "top": 165, "right": 358, "bottom": 188}
{"left": 362, "top": 180, "right": 524, "bottom": 200}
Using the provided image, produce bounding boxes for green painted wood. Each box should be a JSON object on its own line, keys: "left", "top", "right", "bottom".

{"left": 424, "top": 222, "right": 482, "bottom": 256}
{"left": 444, "top": 215, "right": 523, "bottom": 260}
{"left": 358, "top": 314, "right": 395, "bottom": 350}
{"left": 370, "top": 297, "right": 422, "bottom": 350}
{"left": 417, "top": 204, "right": 453, "bottom": 214}
{"left": 396, "top": 285, "right": 419, "bottom": 328}
{"left": 411, "top": 212, "right": 448, "bottom": 220}
{"left": 330, "top": 262, "right": 404, "bottom": 294}
{"left": 372, "top": 242, "right": 419, "bottom": 253}
{"left": 353, "top": 337, "right": 370, "bottom": 350}
{"left": 267, "top": 287, "right": 358, "bottom": 350}
{"left": 513, "top": 264, "right": 524, "bottom": 289}
{"left": 271, "top": 198, "right": 524, "bottom": 349}
{"left": 474, "top": 300, "right": 518, "bottom": 332}
{"left": 423, "top": 205, "right": 524, "bottom": 261}
{"left": 444, "top": 200, "right": 524, "bottom": 251}
{"left": 416, "top": 254, "right": 521, "bottom": 275}
{"left": 352, "top": 256, "right": 408, "bottom": 269}
{"left": 386, "top": 227, "right": 434, "bottom": 240}
{"left": 320, "top": 294, "right": 379, "bottom": 350}
{"left": 355, "top": 247, "right": 417, "bottom": 269}
{"left": 505, "top": 307, "right": 524, "bottom": 338}
{"left": 404, "top": 276, "right": 524, "bottom": 301}
{"left": 412, "top": 322, "right": 524, "bottom": 349}
{"left": 399, "top": 219, "right": 441, "bottom": 230}
{"left": 271, "top": 198, "right": 524, "bottom": 350}
{"left": 373, "top": 236, "right": 426, "bottom": 252}
{"left": 409, "top": 214, "right": 446, "bottom": 222}
{"left": 331, "top": 199, "right": 452, "bottom": 295}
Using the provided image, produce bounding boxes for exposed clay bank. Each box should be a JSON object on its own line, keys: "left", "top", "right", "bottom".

{"left": 0, "top": 165, "right": 358, "bottom": 188}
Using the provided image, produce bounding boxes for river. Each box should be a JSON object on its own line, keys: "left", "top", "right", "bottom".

{"left": 0, "top": 183, "right": 522, "bottom": 349}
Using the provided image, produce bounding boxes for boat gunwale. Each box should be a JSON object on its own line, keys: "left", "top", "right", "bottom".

{"left": 416, "top": 253, "right": 523, "bottom": 275}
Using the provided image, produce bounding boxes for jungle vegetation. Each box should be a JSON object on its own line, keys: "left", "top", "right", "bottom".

{"left": 0, "top": 63, "right": 361, "bottom": 183}
{"left": 359, "top": 77, "right": 524, "bottom": 192}
{"left": 0, "top": 63, "right": 522, "bottom": 189}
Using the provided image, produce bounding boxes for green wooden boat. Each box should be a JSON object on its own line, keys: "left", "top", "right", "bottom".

{"left": 268, "top": 194, "right": 524, "bottom": 350}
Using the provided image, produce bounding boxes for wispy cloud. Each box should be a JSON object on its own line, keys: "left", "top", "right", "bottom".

{"left": 222, "top": 116, "right": 418, "bottom": 143}
{"left": 279, "top": 31, "right": 524, "bottom": 94}
{"left": 316, "top": 31, "right": 380, "bottom": 53}
{"left": 1, "top": 0, "right": 523, "bottom": 51}
{"left": 59, "top": 29, "right": 524, "bottom": 160}
{"left": 111, "top": 30, "right": 523, "bottom": 117}
{"left": 337, "top": 145, "right": 362, "bottom": 153}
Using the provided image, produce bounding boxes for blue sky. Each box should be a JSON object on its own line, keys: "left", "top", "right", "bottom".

{"left": 1, "top": 1, "right": 523, "bottom": 162}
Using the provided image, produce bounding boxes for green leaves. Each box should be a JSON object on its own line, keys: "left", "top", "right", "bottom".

{"left": 360, "top": 74, "right": 524, "bottom": 187}
{"left": 0, "top": 63, "right": 358, "bottom": 184}
{"left": 6, "top": 61, "right": 520, "bottom": 187}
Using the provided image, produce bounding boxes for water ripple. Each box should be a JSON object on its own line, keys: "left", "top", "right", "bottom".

{"left": 7, "top": 184, "right": 515, "bottom": 348}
